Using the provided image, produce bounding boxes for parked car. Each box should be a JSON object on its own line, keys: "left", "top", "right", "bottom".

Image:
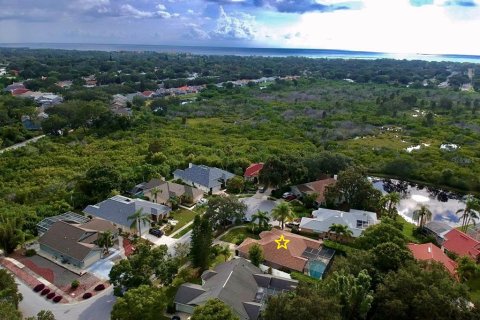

{"left": 286, "top": 222, "right": 300, "bottom": 228}
{"left": 149, "top": 228, "right": 163, "bottom": 237}
{"left": 284, "top": 194, "right": 297, "bottom": 201}
{"left": 171, "top": 316, "right": 181, "bottom": 320}
{"left": 258, "top": 185, "right": 267, "bottom": 193}
{"left": 282, "top": 192, "right": 294, "bottom": 199}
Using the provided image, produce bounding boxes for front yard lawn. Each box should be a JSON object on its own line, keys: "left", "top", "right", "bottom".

{"left": 210, "top": 253, "right": 228, "bottom": 269}
{"left": 396, "top": 215, "right": 422, "bottom": 243}
{"left": 173, "top": 224, "right": 193, "bottom": 239}
{"left": 220, "top": 225, "right": 260, "bottom": 244}
{"left": 165, "top": 209, "right": 197, "bottom": 236}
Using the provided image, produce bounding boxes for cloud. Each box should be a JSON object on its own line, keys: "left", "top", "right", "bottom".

{"left": 211, "top": 6, "right": 256, "bottom": 39}
{"left": 283, "top": 32, "right": 302, "bottom": 39}
{"left": 409, "top": 0, "right": 434, "bottom": 6}
{"left": 120, "top": 4, "right": 172, "bottom": 18}
{"left": 206, "top": 0, "right": 363, "bottom": 13}
{"left": 444, "top": 0, "right": 477, "bottom": 6}
{"left": 184, "top": 23, "right": 212, "bottom": 39}
{"left": 71, "top": 0, "right": 110, "bottom": 11}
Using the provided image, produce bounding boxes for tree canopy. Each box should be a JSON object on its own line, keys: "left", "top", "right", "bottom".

{"left": 109, "top": 243, "right": 178, "bottom": 295}
{"left": 111, "top": 285, "right": 167, "bottom": 320}
{"left": 325, "top": 166, "right": 382, "bottom": 212}
{"left": 204, "top": 196, "right": 247, "bottom": 227}
{"left": 191, "top": 299, "right": 240, "bottom": 320}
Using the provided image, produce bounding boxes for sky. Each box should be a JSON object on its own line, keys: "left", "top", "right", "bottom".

{"left": 0, "top": 0, "right": 479, "bottom": 55}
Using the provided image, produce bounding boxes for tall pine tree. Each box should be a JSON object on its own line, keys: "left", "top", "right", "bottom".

{"left": 190, "top": 215, "right": 213, "bottom": 270}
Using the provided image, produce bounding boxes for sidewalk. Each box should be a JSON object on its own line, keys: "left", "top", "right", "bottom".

{"left": 0, "top": 257, "right": 73, "bottom": 303}
{"left": 170, "top": 220, "right": 194, "bottom": 238}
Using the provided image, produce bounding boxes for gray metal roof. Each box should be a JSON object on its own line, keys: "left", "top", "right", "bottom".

{"left": 83, "top": 195, "right": 171, "bottom": 234}
{"left": 37, "top": 212, "right": 90, "bottom": 235}
{"left": 424, "top": 221, "right": 453, "bottom": 237}
{"left": 173, "top": 164, "right": 235, "bottom": 189}
{"left": 300, "top": 208, "right": 378, "bottom": 238}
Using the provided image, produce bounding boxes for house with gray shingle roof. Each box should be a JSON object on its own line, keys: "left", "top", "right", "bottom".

{"left": 174, "top": 258, "right": 297, "bottom": 320}
{"left": 173, "top": 163, "right": 235, "bottom": 193}
{"left": 38, "top": 221, "right": 104, "bottom": 269}
{"left": 129, "top": 178, "right": 204, "bottom": 206}
{"left": 83, "top": 195, "right": 171, "bottom": 235}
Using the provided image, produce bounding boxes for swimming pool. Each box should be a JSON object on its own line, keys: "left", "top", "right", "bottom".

{"left": 308, "top": 260, "right": 327, "bottom": 279}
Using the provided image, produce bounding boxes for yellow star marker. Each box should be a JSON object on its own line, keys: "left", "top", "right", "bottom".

{"left": 275, "top": 234, "right": 290, "bottom": 250}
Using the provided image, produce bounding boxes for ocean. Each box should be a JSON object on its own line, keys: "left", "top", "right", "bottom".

{"left": 1, "top": 43, "right": 480, "bottom": 63}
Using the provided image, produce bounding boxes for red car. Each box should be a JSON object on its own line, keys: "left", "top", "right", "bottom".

{"left": 283, "top": 194, "right": 297, "bottom": 201}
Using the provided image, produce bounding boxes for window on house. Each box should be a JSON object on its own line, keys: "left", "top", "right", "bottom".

{"left": 356, "top": 220, "right": 368, "bottom": 228}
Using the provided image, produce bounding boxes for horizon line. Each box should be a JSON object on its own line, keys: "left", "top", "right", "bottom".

{"left": 1, "top": 42, "right": 480, "bottom": 59}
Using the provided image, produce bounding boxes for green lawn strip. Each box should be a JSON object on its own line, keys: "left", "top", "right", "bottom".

{"left": 173, "top": 224, "right": 193, "bottom": 239}
{"left": 210, "top": 254, "right": 227, "bottom": 269}
{"left": 291, "top": 271, "right": 321, "bottom": 285}
{"left": 165, "top": 209, "right": 197, "bottom": 236}
{"left": 396, "top": 215, "right": 422, "bottom": 243}
{"left": 220, "top": 225, "right": 260, "bottom": 244}
{"left": 323, "top": 239, "right": 360, "bottom": 255}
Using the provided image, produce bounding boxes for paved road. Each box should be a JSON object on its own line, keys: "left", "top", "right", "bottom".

{"left": 0, "top": 135, "right": 46, "bottom": 154}
{"left": 17, "top": 278, "right": 116, "bottom": 320}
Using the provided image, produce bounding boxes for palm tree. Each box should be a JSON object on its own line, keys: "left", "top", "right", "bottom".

{"left": 457, "top": 195, "right": 480, "bottom": 232}
{"left": 380, "top": 192, "right": 401, "bottom": 218}
{"left": 97, "top": 230, "right": 113, "bottom": 256}
{"left": 413, "top": 205, "right": 432, "bottom": 228}
{"left": 328, "top": 224, "right": 353, "bottom": 240}
{"left": 218, "top": 245, "right": 231, "bottom": 262}
{"left": 150, "top": 187, "right": 161, "bottom": 203}
{"left": 127, "top": 208, "right": 151, "bottom": 237}
{"left": 251, "top": 210, "right": 270, "bottom": 232}
{"left": 271, "top": 202, "right": 293, "bottom": 230}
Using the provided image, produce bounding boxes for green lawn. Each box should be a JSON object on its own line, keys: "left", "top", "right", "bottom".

{"left": 396, "top": 215, "right": 421, "bottom": 243}
{"left": 173, "top": 224, "right": 193, "bottom": 239}
{"left": 220, "top": 225, "right": 260, "bottom": 244}
{"left": 165, "top": 209, "right": 197, "bottom": 236}
{"left": 291, "top": 271, "right": 321, "bottom": 284}
{"left": 210, "top": 254, "right": 228, "bottom": 268}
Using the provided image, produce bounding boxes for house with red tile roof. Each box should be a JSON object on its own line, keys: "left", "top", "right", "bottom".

{"left": 244, "top": 163, "right": 264, "bottom": 182}
{"left": 141, "top": 90, "right": 154, "bottom": 98}
{"left": 407, "top": 243, "right": 457, "bottom": 277}
{"left": 4, "top": 82, "right": 25, "bottom": 93}
{"left": 442, "top": 229, "right": 480, "bottom": 262}
{"left": 236, "top": 229, "right": 324, "bottom": 273}
{"left": 11, "top": 88, "right": 31, "bottom": 96}
{"left": 291, "top": 177, "right": 336, "bottom": 206}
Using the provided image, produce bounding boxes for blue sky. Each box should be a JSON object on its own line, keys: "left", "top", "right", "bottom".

{"left": 0, "top": 0, "right": 479, "bottom": 54}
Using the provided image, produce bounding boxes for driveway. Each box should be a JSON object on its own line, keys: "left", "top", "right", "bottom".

{"left": 144, "top": 234, "right": 177, "bottom": 247}
{"left": 144, "top": 229, "right": 192, "bottom": 256}
{"left": 17, "top": 277, "right": 116, "bottom": 320}
{"left": 84, "top": 247, "right": 123, "bottom": 280}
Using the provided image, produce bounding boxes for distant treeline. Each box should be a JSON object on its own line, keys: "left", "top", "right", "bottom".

{"left": 0, "top": 48, "right": 479, "bottom": 91}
